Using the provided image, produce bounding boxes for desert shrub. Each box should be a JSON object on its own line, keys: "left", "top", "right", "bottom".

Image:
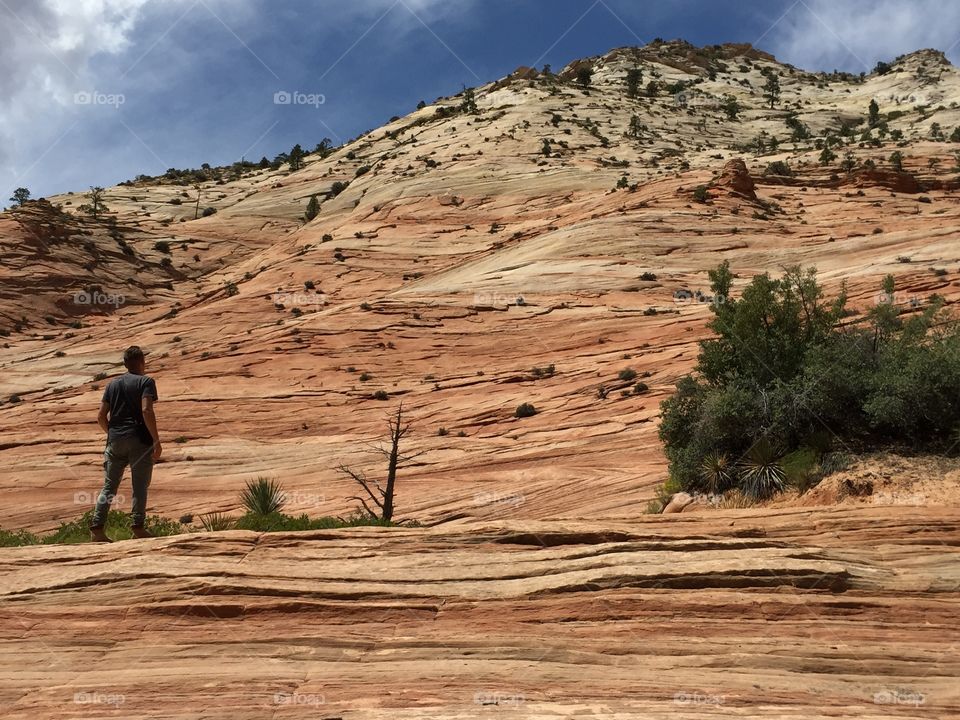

{"left": 235, "top": 511, "right": 392, "bottom": 532}
{"left": 199, "top": 512, "right": 234, "bottom": 532}
{"left": 659, "top": 263, "right": 960, "bottom": 496}
{"left": 764, "top": 160, "right": 793, "bottom": 176}
{"left": 42, "top": 510, "right": 182, "bottom": 544}
{"left": 154, "top": 240, "right": 171, "bottom": 253}
{"left": 239, "top": 476, "right": 286, "bottom": 515}
{"left": 515, "top": 402, "right": 537, "bottom": 418}
{"left": 618, "top": 367, "right": 637, "bottom": 382}
{"left": 0, "top": 527, "right": 41, "bottom": 547}
{"left": 693, "top": 185, "right": 709, "bottom": 203}
{"left": 201, "top": 207, "right": 217, "bottom": 217}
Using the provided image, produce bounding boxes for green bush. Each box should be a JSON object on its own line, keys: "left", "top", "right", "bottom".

{"left": 234, "top": 511, "right": 393, "bottom": 532}
{"left": 0, "top": 527, "right": 41, "bottom": 547}
{"left": 659, "top": 263, "right": 960, "bottom": 496}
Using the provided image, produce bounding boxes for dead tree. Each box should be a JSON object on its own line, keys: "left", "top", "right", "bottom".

{"left": 338, "top": 403, "right": 422, "bottom": 523}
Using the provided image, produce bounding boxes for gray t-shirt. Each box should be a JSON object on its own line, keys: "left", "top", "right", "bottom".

{"left": 102, "top": 372, "right": 158, "bottom": 443}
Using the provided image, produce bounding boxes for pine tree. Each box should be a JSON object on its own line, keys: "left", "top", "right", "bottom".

{"left": 868, "top": 99, "right": 880, "bottom": 127}
{"left": 763, "top": 73, "right": 781, "bottom": 108}
{"left": 625, "top": 67, "right": 642, "bottom": 98}
{"left": 8, "top": 187, "right": 30, "bottom": 207}
{"left": 304, "top": 194, "right": 320, "bottom": 222}
{"left": 721, "top": 94, "right": 741, "bottom": 120}
{"left": 79, "top": 186, "right": 108, "bottom": 219}
{"left": 460, "top": 87, "right": 478, "bottom": 114}
{"left": 288, "top": 144, "right": 305, "bottom": 171}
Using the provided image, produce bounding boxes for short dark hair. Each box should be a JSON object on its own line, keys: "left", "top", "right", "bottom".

{"left": 123, "top": 345, "right": 145, "bottom": 371}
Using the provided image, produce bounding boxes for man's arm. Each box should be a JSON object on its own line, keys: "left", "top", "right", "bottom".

{"left": 142, "top": 395, "right": 162, "bottom": 460}
{"left": 97, "top": 401, "right": 110, "bottom": 433}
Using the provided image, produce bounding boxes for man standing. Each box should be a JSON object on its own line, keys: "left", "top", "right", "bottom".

{"left": 89, "top": 346, "right": 162, "bottom": 542}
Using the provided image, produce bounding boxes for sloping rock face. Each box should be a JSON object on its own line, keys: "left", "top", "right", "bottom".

{"left": 1, "top": 40, "right": 959, "bottom": 716}
{"left": 1, "top": 508, "right": 957, "bottom": 719}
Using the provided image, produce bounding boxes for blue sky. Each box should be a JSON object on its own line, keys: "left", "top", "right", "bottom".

{"left": 3, "top": 0, "right": 959, "bottom": 200}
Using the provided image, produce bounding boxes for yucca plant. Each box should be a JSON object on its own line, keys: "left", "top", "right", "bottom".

{"left": 239, "top": 477, "right": 286, "bottom": 516}
{"left": 699, "top": 452, "right": 733, "bottom": 494}
{"left": 737, "top": 438, "right": 786, "bottom": 499}
{"left": 199, "top": 512, "right": 234, "bottom": 532}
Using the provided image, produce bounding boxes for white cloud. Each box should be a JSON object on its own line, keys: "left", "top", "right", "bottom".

{"left": 0, "top": 0, "right": 164, "bottom": 190}
{"left": 766, "top": 0, "right": 960, "bottom": 71}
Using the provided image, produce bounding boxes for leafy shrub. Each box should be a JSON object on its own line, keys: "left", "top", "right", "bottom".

{"left": 618, "top": 368, "right": 637, "bottom": 382}
{"left": 693, "top": 185, "right": 710, "bottom": 203}
{"left": 201, "top": 207, "right": 217, "bottom": 217}
{"left": 154, "top": 241, "right": 171, "bottom": 253}
{"left": 659, "top": 263, "right": 960, "bottom": 497}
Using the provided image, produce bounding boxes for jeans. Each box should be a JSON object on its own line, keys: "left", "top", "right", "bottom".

{"left": 90, "top": 435, "right": 154, "bottom": 528}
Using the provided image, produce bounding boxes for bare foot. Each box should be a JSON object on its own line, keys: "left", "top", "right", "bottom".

{"left": 90, "top": 527, "right": 113, "bottom": 543}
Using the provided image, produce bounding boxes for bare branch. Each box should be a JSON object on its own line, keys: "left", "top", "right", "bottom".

{"left": 348, "top": 496, "right": 378, "bottom": 519}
